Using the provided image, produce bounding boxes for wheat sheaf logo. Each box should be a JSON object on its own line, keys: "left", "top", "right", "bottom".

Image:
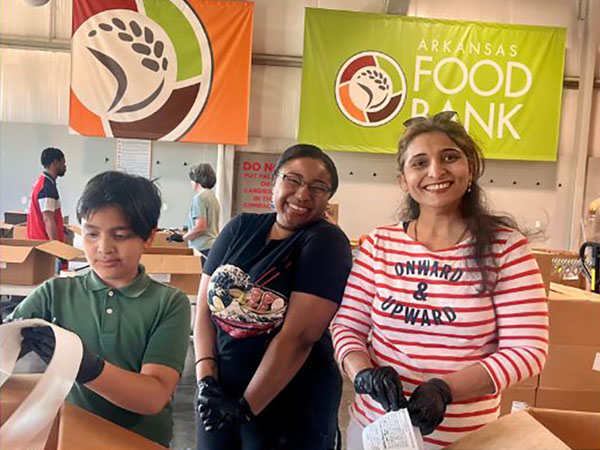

{"left": 71, "top": 2, "right": 212, "bottom": 139}
{"left": 335, "top": 51, "right": 406, "bottom": 127}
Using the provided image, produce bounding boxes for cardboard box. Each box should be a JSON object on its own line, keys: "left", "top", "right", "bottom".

{"left": 0, "top": 238, "right": 82, "bottom": 285}
{"left": 0, "top": 222, "right": 15, "bottom": 238}
{"left": 536, "top": 388, "right": 600, "bottom": 413}
{"left": 539, "top": 345, "right": 600, "bottom": 391}
{"left": 0, "top": 222, "right": 27, "bottom": 239}
{"left": 548, "top": 287, "right": 600, "bottom": 346}
{"left": 530, "top": 407, "right": 600, "bottom": 450}
{"left": 499, "top": 386, "right": 536, "bottom": 416}
{"left": 151, "top": 231, "right": 188, "bottom": 248}
{"left": 144, "top": 246, "right": 194, "bottom": 256}
{"left": 515, "top": 374, "right": 539, "bottom": 388}
{"left": 141, "top": 254, "right": 202, "bottom": 294}
{"left": 447, "top": 409, "right": 570, "bottom": 449}
{"left": 12, "top": 224, "right": 28, "bottom": 239}
{"left": 3, "top": 211, "right": 69, "bottom": 226}
{"left": 533, "top": 248, "right": 586, "bottom": 290}
{"left": 3, "top": 210, "right": 28, "bottom": 225}
{"left": 1, "top": 374, "right": 165, "bottom": 449}
{"left": 533, "top": 250, "right": 553, "bottom": 294}
{"left": 0, "top": 222, "right": 77, "bottom": 243}
{"left": 448, "top": 408, "right": 600, "bottom": 450}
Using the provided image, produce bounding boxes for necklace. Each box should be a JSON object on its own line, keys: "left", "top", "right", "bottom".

{"left": 414, "top": 219, "right": 469, "bottom": 247}
{"left": 275, "top": 220, "right": 296, "bottom": 232}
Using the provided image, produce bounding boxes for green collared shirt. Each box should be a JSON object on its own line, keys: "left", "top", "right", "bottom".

{"left": 10, "top": 267, "right": 191, "bottom": 447}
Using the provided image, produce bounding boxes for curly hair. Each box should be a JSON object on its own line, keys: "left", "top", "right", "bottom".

{"left": 189, "top": 163, "right": 216, "bottom": 189}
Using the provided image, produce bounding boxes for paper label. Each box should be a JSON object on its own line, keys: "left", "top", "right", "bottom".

{"left": 148, "top": 273, "right": 171, "bottom": 283}
{"left": 362, "top": 409, "right": 424, "bottom": 450}
{"left": 0, "top": 262, "right": 6, "bottom": 269}
{"left": 510, "top": 401, "right": 530, "bottom": 413}
{"left": 593, "top": 353, "right": 600, "bottom": 372}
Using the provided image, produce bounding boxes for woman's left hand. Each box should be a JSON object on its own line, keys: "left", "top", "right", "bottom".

{"left": 197, "top": 376, "right": 255, "bottom": 431}
{"left": 407, "top": 378, "right": 453, "bottom": 435}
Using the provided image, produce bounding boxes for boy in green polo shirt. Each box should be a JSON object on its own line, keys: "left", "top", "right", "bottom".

{"left": 10, "top": 171, "right": 191, "bottom": 447}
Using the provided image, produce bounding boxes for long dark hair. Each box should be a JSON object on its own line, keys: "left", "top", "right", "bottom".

{"left": 397, "top": 114, "right": 520, "bottom": 292}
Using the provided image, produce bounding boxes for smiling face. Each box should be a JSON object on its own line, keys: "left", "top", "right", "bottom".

{"left": 82, "top": 205, "right": 154, "bottom": 288}
{"left": 399, "top": 131, "right": 472, "bottom": 214}
{"left": 272, "top": 157, "right": 332, "bottom": 230}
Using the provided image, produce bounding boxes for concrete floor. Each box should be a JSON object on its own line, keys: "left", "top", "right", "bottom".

{"left": 170, "top": 340, "right": 355, "bottom": 450}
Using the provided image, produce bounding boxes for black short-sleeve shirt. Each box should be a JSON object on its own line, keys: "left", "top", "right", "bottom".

{"left": 203, "top": 212, "right": 352, "bottom": 397}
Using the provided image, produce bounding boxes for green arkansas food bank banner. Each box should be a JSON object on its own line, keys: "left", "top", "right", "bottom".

{"left": 298, "top": 8, "right": 566, "bottom": 161}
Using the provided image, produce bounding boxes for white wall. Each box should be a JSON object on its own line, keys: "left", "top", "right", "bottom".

{"left": 0, "top": 0, "right": 598, "bottom": 247}
{"left": 0, "top": 122, "right": 218, "bottom": 229}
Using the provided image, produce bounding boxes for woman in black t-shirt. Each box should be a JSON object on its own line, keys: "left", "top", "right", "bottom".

{"left": 193, "top": 144, "right": 353, "bottom": 450}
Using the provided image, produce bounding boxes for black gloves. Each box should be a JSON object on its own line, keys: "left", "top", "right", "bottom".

{"left": 408, "top": 378, "right": 453, "bottom": 435}
{"left": 166, "top": 233, "right": 184, "bottom": 243}
{"left": 354, "top": 366, "right": 407, "bottom": 412}
{"left": 20, "top": 326, "right": 105, "bottom": 384}
{"left": 196, "top": 376, "right": 254, "bottom": 431}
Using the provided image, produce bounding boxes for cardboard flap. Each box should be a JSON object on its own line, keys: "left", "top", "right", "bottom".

{"left": 529, "top": 408, "right": 600, "bottom": 450}
{"left": 0, "top": 245, "right": 35, "bottom": 264}
{"left": 550, "top": 283, "right": 600, "bottom": 302}
{"left": 67, "top": 225, "right": 82, "bottom": 235}
{"left": 447, "top": 410, "right": 570, "bottom": 450}
{"left": 141, "top": 254, "right": 202, "bottom": 275}
{"left": 143, "top": 247, "right": 194, "bottom": 256}
{"left": 36, "top": 241, "right": 83, "bottom": 261}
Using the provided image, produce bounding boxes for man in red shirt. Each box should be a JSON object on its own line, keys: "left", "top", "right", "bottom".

{"left": 26, "top": 147, "right": 67, "bottom": 241}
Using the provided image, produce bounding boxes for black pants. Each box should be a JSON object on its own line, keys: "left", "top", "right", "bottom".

{"left": 196, "top": 369, "right": 342, "bottom": 450}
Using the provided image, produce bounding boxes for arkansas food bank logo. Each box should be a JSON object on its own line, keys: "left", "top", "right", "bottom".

{"left": 71, "top": 1, "right": 212, "bottom": 139}
{"left": 335, "top": 51, "right": 406, "bottom": 127}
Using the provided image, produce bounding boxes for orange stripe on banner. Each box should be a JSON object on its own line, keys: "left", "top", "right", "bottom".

{"left": 69, "top": 90, "right": 104, "bottom": 137}
{"left": 339, "top": 84, "right": 365, "bottom": 122}
{"left": 181, "top": 1, "right": 253, "bottom": 145}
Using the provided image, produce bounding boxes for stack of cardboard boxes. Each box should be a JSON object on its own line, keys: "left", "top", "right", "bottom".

{"left": 501, "top": 255, "right": 600, "bottom": 415}
{"left": 144, "top": 230, "right": 203, "bottom": 296}
{"left": 0, "top": 211, "right": 76, "bottom": 244}
{"left": 455, "top": 252, "right": 600, "bottom": 450}
{"left": 0, "top": 239, "right": 83, "bottom": 285}
{"left": 537, "top": 283, "right": 600, "bottom": 412}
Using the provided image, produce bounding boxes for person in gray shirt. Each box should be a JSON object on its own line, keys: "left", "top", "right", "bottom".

{"left": 169, "top": 164, "right": 220, "bottom": 258}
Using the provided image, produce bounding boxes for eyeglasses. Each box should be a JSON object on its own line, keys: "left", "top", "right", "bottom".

{"left": 275, "top": 172, "right": 332, "bottom": 197}
{"left": 403, "top": 110, "right": 458, "bottom": 128}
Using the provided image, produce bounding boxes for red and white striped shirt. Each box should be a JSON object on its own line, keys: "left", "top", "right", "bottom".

{"left": 331, "top": 223, "right": 548, "bottom": 449}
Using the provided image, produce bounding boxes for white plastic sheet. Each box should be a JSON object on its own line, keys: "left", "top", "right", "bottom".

{"left": 0, "top": 319, "right": 82, "bottom": 450}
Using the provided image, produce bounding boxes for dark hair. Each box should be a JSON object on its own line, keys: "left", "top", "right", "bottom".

{"left": 189, "top": 163, "right": 216, "bottom": 189}
{"left": 273, "top": 144, "right": 339, "bottom": 197}
{"left": 76, "top": 171, "right": 161, "bottom": 240}
{"left": 40, "top": 147, "right": 65, "bottom": 168}
{"left": 397, "top": 115, "right": 520, "bottom": 292}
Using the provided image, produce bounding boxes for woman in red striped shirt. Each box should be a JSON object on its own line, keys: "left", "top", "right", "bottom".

{"left": 331, "top": 111, "right": 549, "bottom": 449}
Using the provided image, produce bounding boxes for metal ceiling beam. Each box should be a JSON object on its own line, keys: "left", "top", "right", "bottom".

{"left": 0, "top": 35, "right": 598, "bottom": 89}
{"left": 386, "top": 0, "right": 411, "bottom": 15}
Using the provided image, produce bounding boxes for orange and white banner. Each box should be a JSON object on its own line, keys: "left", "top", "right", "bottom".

{"left": 69, "top": 0, "right": 253, "bottom": 145}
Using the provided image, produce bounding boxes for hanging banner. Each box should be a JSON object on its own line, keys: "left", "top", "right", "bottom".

{"left": 69, "top": 0, "right": 253, "bottom": 144}
{"left": 298, "top": 9, "right": 566, "bottom": 161}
